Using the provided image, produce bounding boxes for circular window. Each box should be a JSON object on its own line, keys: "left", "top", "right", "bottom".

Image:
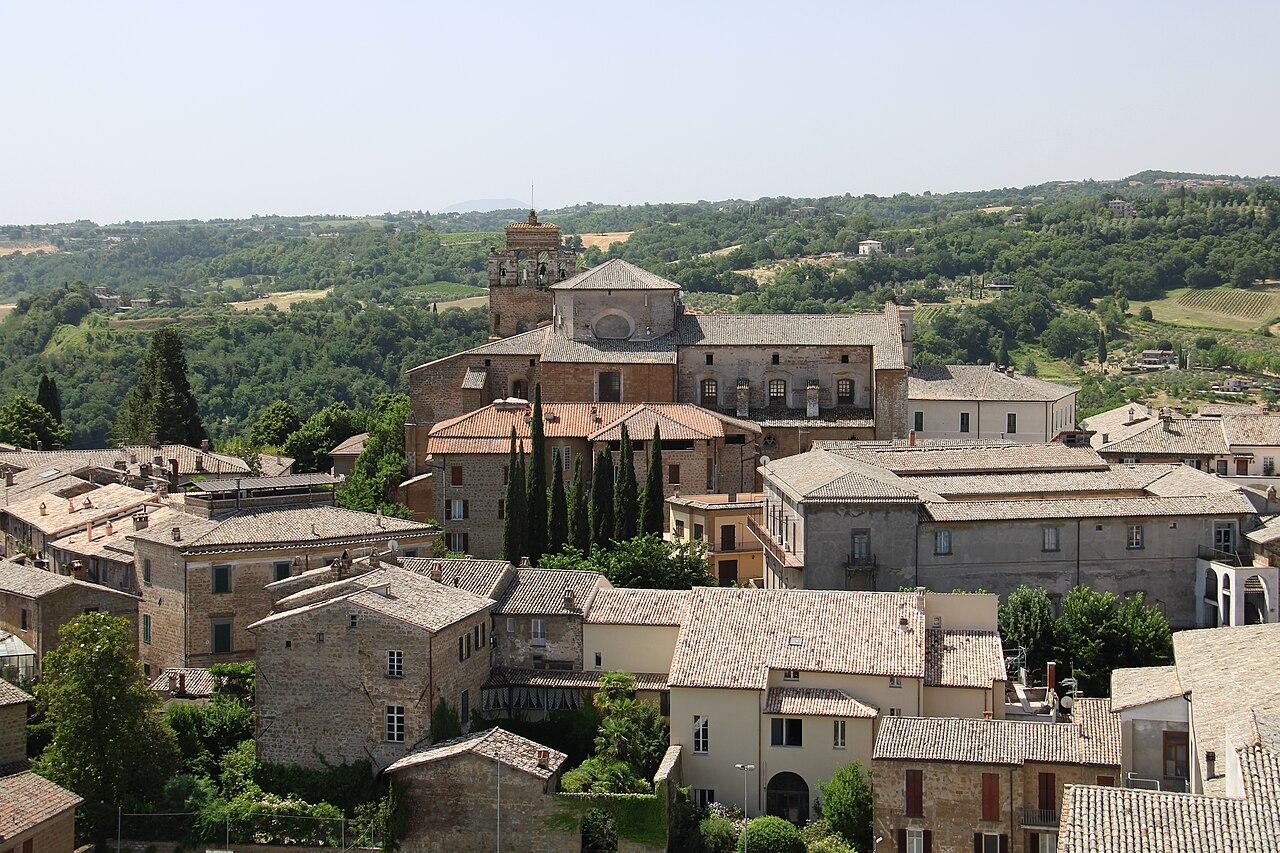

{"left": 593, "top": 312, "right": 634, "bottom": 340}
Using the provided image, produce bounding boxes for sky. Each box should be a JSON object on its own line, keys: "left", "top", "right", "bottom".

{"left": 2, "top": 0, "right": 1278, "bottom": 225}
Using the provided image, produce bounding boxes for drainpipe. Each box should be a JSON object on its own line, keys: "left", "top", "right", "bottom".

{"left": 913, "top": 512, "right": 921, "bottom": 588}
{"left": 1076, "top": 520, "right": 1082, "bottom": 588}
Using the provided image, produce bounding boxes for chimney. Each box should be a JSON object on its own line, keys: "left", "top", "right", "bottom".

{"left": 85, "top": 521, "right": 93, "bottom": 540}
{"left": 169, "top": 458, "right": 179, "bottom": 480}
{"left": 153, "top": 454, "right": 164, "bottom": 468}
{"left": 429, "top": 561, "right": 443, "bottom": 582}
{"left": 520, "top": 556, "right": 531, "bottom": 568}
{"left": 200, "top": 439, "right": 210, "bottom": 451}
{"left": 177, "top": 671, "right": 186, "bottom": 694}
{"left": 133, "top": 512, "right": 149, "bottom": 531}
{"left": 914, "top": 586, "right": 926, "bottom": 612}
{"left": 83, "top": 496, "right": 94, "bottom": 510}
{"left": 898, "top": 616, "right": 910, "bottom": 633}
{"left": 129, "top": 451, "right": 138, "bottom": 465}
{"left": 171, "top": 526, "right": 182, "bottom": 542}
{"left": 1046, "top": 660, "right": 1058, "bottom": 690}
{"left": 369, "top": 550, "right": 382, "bottom": 568}
{"left": 1206, "top": 750, "right": 1216, "bottom": 779}
{"left": 70, "top": 560, "right": 86, "bottom": 579}
{"left": 105, "top": 520, "right": 114, "bottom": 536}
{"left": 1101, "top": 432, "right": 1110, "bottom": 444}
{"left": 1127, "top": 406, "right": 1135, "bottom": 423}
{"left": 908, "top": 429, "right": 917, "bottom": 447}
{"left": 39, "top": 502, "right": 47, "bottom": 517}
{"left": 563, "top": 584, "right": 577, "bottom": 611}
{"left": 536, "top": 748, "right": 550, "bottom": 769}
{"left": 167, "top": 671, "right": 179, "bottom": 693}
{"left": 1, "top": 468, "right": 12, "bottom": 487}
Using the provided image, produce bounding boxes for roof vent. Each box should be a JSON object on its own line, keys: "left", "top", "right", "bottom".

{"left": 787, "top": 635, "right": 803, "bottom": 647}
{"left": 898, "top": 616, "right": 911, "bottom": 632}
{"left": 520, "top": 556, "right": 531, "bottom": 568}
{"left": 39, "top": 502, "right": 47, "bottom": 516}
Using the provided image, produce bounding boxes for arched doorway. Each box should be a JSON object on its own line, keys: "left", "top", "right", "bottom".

{"left": 766, "top": 772, "right": 809, "bottom": 824}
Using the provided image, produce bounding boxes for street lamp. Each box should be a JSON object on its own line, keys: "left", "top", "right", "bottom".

{"left": 734, "top": 763, "right": 756, "bottom": 853}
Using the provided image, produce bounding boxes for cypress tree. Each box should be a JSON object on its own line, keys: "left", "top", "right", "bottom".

{"left": 997, "top": 331, "right": 1011, "bottom": 367}
{"left": 567, "top": 453, "right": 590, "bottom": 554}
{"left": 36, "top": 375, "right": 62, "bottom": 424}
{"left": 1097, "top": 329, "right": 1108, "bottom": 365}
{"left": 641, "top": 423, "right": 664, "bottom": 535}
{"left": 525, "top": 385, "right": 548, "bottom": 563}
{"left": 613, "top": 423, "right": 638, "bottom": 541}
{"left": 115, "top": 327, "right": 206, "bottom": 445}
{"left": 590, "top": 448, "right": 615, "bottom": 552}
{"left": 548, "top": 456, "right": 568, "bottom": 556}
{"left": 503, "top": 428, "right": 527, "bottom": 565}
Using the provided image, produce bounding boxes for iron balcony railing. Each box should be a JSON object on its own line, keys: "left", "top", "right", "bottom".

{"left": 1019, "top": 808, "right": 1060, "bottom": 829}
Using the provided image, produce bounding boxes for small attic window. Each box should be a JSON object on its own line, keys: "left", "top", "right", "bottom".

{"left": 787, "top": 635, "right": 804, "bottom": 647}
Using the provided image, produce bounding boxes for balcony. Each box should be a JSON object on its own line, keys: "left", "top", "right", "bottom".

{"left": 1019, "top": 808, "right": 1060, "bottom": 830}
{"left": 747, "top": 517, "right": 802, "bottom": 569}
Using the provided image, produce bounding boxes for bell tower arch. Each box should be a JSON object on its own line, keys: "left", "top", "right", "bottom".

{"left": 488, "top": 211, "right": 577, "bottom": 338}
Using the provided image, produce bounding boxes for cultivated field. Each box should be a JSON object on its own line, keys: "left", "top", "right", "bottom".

{"left": 435, "top": 295, "right": 488, "bottom": 311}
{"left": 438, "top": 231, "right": 501, "bottom": 246}
{"left": 230, "top": 288, "right": 333, "bottom": 311}
{"left": 1175, "top": 287, "right": 1278, "bottom": 319}
{"left": 578, "top": 232, "right": 633, "bottom": 250}
{"left": 0, "top": 303, "right": 15, "bottom": 321}
{"left": 1130, "top": 287, "right": 1280, "bottom": 332}
{"left": 0, "top": 243, "right": 58, "bottom": 256}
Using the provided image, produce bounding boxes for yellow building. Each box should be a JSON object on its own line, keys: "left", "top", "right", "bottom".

{"left": 666, "top": 493, "right": 764, "bottom": 585}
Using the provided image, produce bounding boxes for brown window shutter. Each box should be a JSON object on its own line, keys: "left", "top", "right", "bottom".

{"left": 1029, "top": 832, "right": 1039, "bottom": 851}
{"left": 973, "top": 834, "right": 982, "bottom": 853}
{"left": 462, "top": 532, "right": 469, "bottom": 553}
{"left": 897, "top": 828, "right": 907, "bottom": 853}
{"left": 1097, "top": 775, "right": 1115, "bottom": 787}
{"left": 905, "top": 769, "right": 923, "bottom": 817}
{"left": 981, "top": 772, "right": 999, "bottom": 821}
{"left": 923, "top": 830, "right": 932, "bottom": 853}
{"left": 462, "top": 499, "right": 469, "bottom": 519}
{"left": 999, "top": 835, "right": 1009, "bottom": 853}
{"left": 451, "top": 466, "right": 463, "bottom": 486}
{"left": 444, "top": 502, "right": 452, "bottom": 521}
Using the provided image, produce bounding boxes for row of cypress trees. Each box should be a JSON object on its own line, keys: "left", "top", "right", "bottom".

{"left": 503, "top": 385, "right": 665, "bottom": 566}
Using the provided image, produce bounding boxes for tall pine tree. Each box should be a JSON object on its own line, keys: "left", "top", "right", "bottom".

{"left": 1097, "top": 329, "right": 1108, "bottom": 365}
{"left": 502, "top": 429, "right": 528, "bottom": 565}
{"left": 548, "top": 455, "right": 568, "bottom": 555}
{"left": 590, "top": 448, "right": 615, "bottom": 552}
{"left": 613, "top": 423, "right": 639, "bottom": 541}
{"left": 36, "top": 374, "right": 62, "bottom": 424}
{"left": 525, "top": 385, "right": 548, "bottom": 563}
{"left": 567, "top": 453, "right": 590, "bottom": 554}
{"left": 115, "top": 327, "right": 206, "bottom": 445}
{"left": 641, "top": 423, "right": 664, "bottom": 535}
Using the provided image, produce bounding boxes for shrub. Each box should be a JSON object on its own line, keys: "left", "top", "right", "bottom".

{"left": 700, "top": 815, "right": 739, "bottom": 853}
{"left": 560, "top": 756, "right": 650, "bottom": 794}
{"left": 581, "top": 808, "right": 618, "bottom": 853}
{"left": 668, "top": 789, "right": 705, "bottom": 853}
{"left": 1138, "top": 306, "right": 1154, "bottom": 321}
{"left": 738, "top": 816, "right": 803, "bottom": 853}
{"left": 818, "top": 762, "right": 873, "bottom": 851}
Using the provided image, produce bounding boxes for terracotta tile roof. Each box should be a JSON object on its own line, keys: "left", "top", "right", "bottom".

{"left": 674, "top": 313, "right": 906, "bottom": 370}
{"left": 763, "top": 687, "right": 877, "bottom": 718}
{"left": 492, "top": 568, "right": 609, "bottom": 615}
{"left": 539, "top": 330, "right": 678, "bottom": 364}
{"left": 1220, "top": 414, "right": 1280, "bottom": 447}
{"left": 909, "top": 364, "right": 1077, "bottom": 402}
{"left": 1109, "top": 665, "right": 1183, "bottom": 711}
{"left": 256, "top": 453, "right": 296, "bottom": 477}
{"left": 0, "top": 771, "right": 82, "bottom": 840}
{"left": 385, "top": 727, "right": 567, "bottom": 779}
{"left": 588, "top": 404, "right": 759, "bottom": 442}
{"left": 128, "top": 511, "right": 221, "bottom": 547}
{"left": 0, "top": 679, "right": 32, "bottom": 707}
{"left": 906, "top": 465, "right": 1171, "bottom": 498}
{"left": 460, "top": 367, "right": 487, "bottom": 389}
{"left": 47, "top": 503, "right": 191, "bottom": 563}
{"left": 873, "top": 700, "right": 1120, "bottom": 767}
{"left": 396, "top": 557, "right": 514, "bottom": 599}
{"left": 0, "top": 445, "right": 252, "bottom": 479}
{"left": 825, "top": 441, "right": 1109, "bottom": 475}
{"left": 924, "top": 629, "right": 1006, "bottom": 688}
{"left": 486, "top": 667, "right": 669, "bottom": 691}
{"left": 669, "top": 587, "right": 926, "bottom": 690}
{"left": 1098, "top": 417, "right": 1229, "bottom": 456}
{"left": 328, "top": 433, "right": 368, "bottom": 457}
{"left": 135, "top": 506, "right": 435, "bottom": 553}
{"left": 148, "top": 667, "right": 216, "bottom": 698}
{"left": 924, "top": 493, "right": 1256, "bottom": 523}
{"left": 1081, "top": 401, "right": 1159, "bottom": 448}
{"left": 762, "top": 449, "right": 927, "bottom": 503}
{"left": 1200, "top": 403, "right": 1266, "bottom": 417}
{"left": 585, "top": 588, "right": 691, "bottom": 625}
{"left": 548, "top": 258, "right": 680, "bottom": 291}
{"left": 0, "top": 558, "right": 137, "bottom": 601}
{"left": 665, "top": 492, "right": 764, "bottom": 511}
{"left": 3, "top": 482, "right": 154, "bottom": 536}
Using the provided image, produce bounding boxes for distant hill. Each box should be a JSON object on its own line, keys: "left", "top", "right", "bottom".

{"left": 440, "top": 198, "right": 528, "bottom": 214}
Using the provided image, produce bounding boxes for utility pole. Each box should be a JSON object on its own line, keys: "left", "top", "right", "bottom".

{"left": 496, "top": 756, "right": 502, "bottom": 852}
{"left": 735, "top": 763, "right": 756, "bottom": 851}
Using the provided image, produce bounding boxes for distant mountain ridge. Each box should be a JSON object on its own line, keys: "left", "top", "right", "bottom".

{"left": 439, "top": 198, "right": 528, "bottom": 214}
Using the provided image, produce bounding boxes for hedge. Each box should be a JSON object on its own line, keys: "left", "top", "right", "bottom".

{"left": 549, "top": 792, "right": 668, "bottom": 847}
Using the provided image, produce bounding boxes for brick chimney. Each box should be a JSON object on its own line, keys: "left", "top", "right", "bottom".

{"left": 39, "top": 502, "right": 47, "bottom": 516}
{"left": 177, "top": 671, "right": 186, "bottom": 694}
{"left": 563, "top": 584, "right": 577, "bottom": 611}
{"left": 520, "top": 556, "right": 531, "bottom": 568}
{"left": 171, "top": 526, "right": 182, "bottom": 542}
{"left": 369, "top": 550, "right": 381, "bottom": 568}
{"left": 1, "top": 468, "right": 12, "bottom": 487}
{"left": 536, "top": 748, "right": 550, "bottom": 769}
{"left": 167, "top": 671, "right": 179, "bottom": 693}
{"left": 1046, "top": 660, "right": 1057, "bottom": 690}
{"left": 84, "top": 521, "right": 94, "bottom": 541}
{"left": 70, "top": 560, "right": 86, "bottom": 579}
{"left": 908, "top": 429, "right": 917, "bottom": 447}
{"left": 201, "top": 439, "right": 210, "bottom": 451}
{"left": 105, "top": 520, "right": 114, "bottom": 536}
{"left": 133, "top": 511, "right": 149, "bottom": 531}
{"left": 429, "top": 561, "right": 443, "bottom": 583}
{"left": 169, "top": 458, "right": 180, "bottom": 480}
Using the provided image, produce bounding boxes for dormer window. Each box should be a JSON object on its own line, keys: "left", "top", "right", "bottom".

{"left": 787, "top": 635, "right": 803, "bottom": 647}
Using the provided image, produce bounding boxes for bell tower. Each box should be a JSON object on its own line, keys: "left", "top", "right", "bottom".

{"left": 487, "top": 211, "right": 577, "bottom": 338}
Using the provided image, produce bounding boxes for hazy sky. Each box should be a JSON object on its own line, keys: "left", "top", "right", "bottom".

{"left": 2, "top": 0, "right": 1277, "bottom": 224}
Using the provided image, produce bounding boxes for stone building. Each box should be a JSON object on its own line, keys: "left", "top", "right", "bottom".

{"left": 757, "top": 440, "right": 1260, "bottom": 627}
{"left": 871, "top": 699, "right": 1120, "bottom": 853}
{"left": 328, "top": 432, "right": 368, "bottom": 477}
{"left": 129, "top": 505, "right": 438, "bottom": 676}
{"left": 666, "top": 587, "right": 1006, "bottom": 819}
{"left": 0, "top": 679, "right": 32, "bottom": 772}
{"left": 486, "top": 211, "right": 578, "bottom": 339}
{"left": 385, "top": 728, "right": 573, "bottom": 853}
{"left": 665, "top": 492, "right": 765, "bottom": 585}
{"left": 422, "top": 400, "right": 760, "bottom": 555}
{"left": 405, "top": 254, "right": 913, "bottom": 472}
{"left": 491, "top": 567, "right": 609, "bottom": 670}
{"left": 0, "top": 771, "right": 82, "bottom": 853}
{"left": 0, "top": 558, "right": 139, "bottom": 677}
{"left": 1, "top": 481, "right": 153, "bottom": 562}
{"left": 249, "top": 566, "right": 494, "bottom": 770}
{"left": 908, "top": 363, "right": 1078, "bottom": 442}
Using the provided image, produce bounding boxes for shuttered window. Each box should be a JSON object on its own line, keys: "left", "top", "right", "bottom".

{"left": 905, "top": 769, "right": 923, "bottom": 817}
{"left": 981, "top": 773, "right": 999, "bottom": 821}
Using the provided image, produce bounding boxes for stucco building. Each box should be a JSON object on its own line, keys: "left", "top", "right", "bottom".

{"left": 666, "top": 492, "right": 765, "bottom": 585}
{"left": 908, "top": 364, "right": 1078, "bottom": 442}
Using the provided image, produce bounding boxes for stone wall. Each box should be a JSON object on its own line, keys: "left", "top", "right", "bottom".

{"left": 874, "top": 368, "right": 909, "bottom": 440}
{"left": 556, "top": 289, "right": 679, "bottom": 342}
{"left": 135, "top": 538, "right": 188, "bottom": 676}
{"left": 37, "top": 582, "right": 138, "bottom": 669}
{"left": 4, "top": 807, "right": 77, "bottom": 853}
{"left": 537, "top": 362, "right": 676, "bottom": 405}
{"left": 676, "top": 344, "right": 874, "bottom": 412}
{"left": 0, "top": 700, "right": 28, "bottom": 769}
{"left": 495, "top": 613, "right": 582, "bottom": 669}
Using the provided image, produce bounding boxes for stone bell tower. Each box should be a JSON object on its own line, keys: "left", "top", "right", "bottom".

{"left": 487, "top": 211, "right": 577, "bottom": 338}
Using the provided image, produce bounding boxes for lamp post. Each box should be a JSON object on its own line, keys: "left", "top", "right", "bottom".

{"left": 734, "top": 763, "right": 756, "bottom": 852}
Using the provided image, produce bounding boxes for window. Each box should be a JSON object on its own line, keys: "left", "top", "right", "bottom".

{"left": 837, "top": 379, "right": 854, "bottom": 404}
{"left": 693, "top": 788, "right": 716, "bottom": 810}
{"left": 212, "top": 564, "right": 231, "bottom": 594}
{"left": 978, "top": 834, "right": 1003, "bottom": 853}
{"left": 142, "top": 614, "right": 151, "bottom": 645}
{"left": 598, "top": 370, "right": 622, "bottom": 403}
{"left": 889, "top": 707, "right": 902, "bottom": 716}
{"left": 771, "top": 352, "right": 780, "bottom": 365}
{"left": 143, "top": 558, "right": 152, "bottom": 585}
{"left": 981, "top": 772, "right": 1000, "bottom": 821}
{"left": 782, "top": 669, "right": 800, "bottom": 681}
{"left": 905, "top": 829, "right": 925, "bottom": 853}
{"left": 497, "top": 499, "right": 505, "bottom": 520}
{"left": 347, "top": 612, "right": 358, "bottom": 629}
{"left": 1035, "top": 834, "right": 1056, "bottom": 853}
{"left": 833, "top": 719, "right": 846, "bottom": 749}
{"left": 19, "top": 608, "right": 27, "bottom": 631}
{"left": 473, "top": 624, "right": 481, "bottom": 651}
{"left": 889, "top": 675, "right": 903, "bottom": 688}
{"left": 771, "top": 717, "right": 802, "bottom": 747}
{"left": 768, "top": 379, "right": 787, "bottom": 404}
{"left": 1164, "top": 731, "right": 1189, "bottom": 778}
{"left": 705, "top": 353, "right": 714, "bottom": 365}
{"left": 458, "top": 636, "right": 465, "bottom": 662}
{"left": 1216, "top": 459, "right": 1228, "bottom": 476}
{"left": 387, "top": 649, "right": 403, "bottom": 678}
{"left": 446, "top": 499, "right": 468, "bottom": 520}
{"left": 316, "top": 632, "right": 325, "bottom": 643}
{"left": 840, "top": 353, "right": 850, "bottom": 364}
{"left": 532, "top": 618, "right": 546, "bottom": 646}
{"left": 447, "top": 531, "right": 469, "bottom": 553}
{"left": 1037, "top": 772, "right": 1056, "bottom": 810}
{"left": 385, "top": 706, "right": 405, "bottom": 742}
{"left": 674, "top": 519, "right": 686, "bottom": 538}
{"left": 913, "top": 411, "right": 924, "bottom": 432}
{"left": 274, "top": 561, "right": 291, "bottom": 582}
{"left": 668, "top": 464, "right": 680, "bottom": 485}
{"left": 700, "top": 378, "right": 718, "bottom": 407}
{"left": 506, "top": 617, "right": 515, "bottom": 633}
{"left": 1214, "top": 520, "right": 1236, "bottom": 551}
{"left": 211, "top": 619, "right": 232, "bottom": 654}
{"left": 1043, "top": 527, "right": 1060, "bottom": 552}
{"left": 461, "top": 689, "right": 470, "bottom": 722}
{"left": 693, "top": 716, "right": 710, "bottom": 754}
{"left": 1006, "top": 412, "right": 1018, "bottom": 434}
{"left": 1096, "top": 775, "right": 1115, "bottom": 787}
{"left": 959, "top": 412, "right": 970, "bottom": 433}
{"left": 934, "top": 529, "right": 952, "bottom": 555}
{"left": 852, "top": 530, "right": 871, "bottom": 560}
{"left": 693, "top": 523, "right": 704, "bottom": 541}
{"left": 450, "top": 465, "right": 464, "bottom": 486}
{"left": 594, "top": 652, "right": 602, "bottom": 668}
{"left": 562, "top": 447, "right": 572, "bottom": 471}
{"left": 1127, "top": 524, "right": 1145, "bottom": 550}
{"left": 905, "top": 768, "right": 923, "bottom": 817}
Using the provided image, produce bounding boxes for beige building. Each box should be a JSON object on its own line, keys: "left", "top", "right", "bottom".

{"left": 871, "top": 699, "right": 1120, "bottom": 853}
{"left": 385, "top": 727, "right": 574, "bottom": 853}
{"left": 0, "top": 558, "right": 139, "bottom": 678}
{"left": 757, "top": 440, "right": 1261, "bottom": 628}
{"left": 583, "top": 587, "right": 690, "bottom": 678}
{"left": 249, "top": 566, "right": 494, "bottom": 770}
{"left": 423, "top": 400, "right": 760, "bottom": 555}
{"left": 0, "top": 679, "right": 31, "bottom": 772}
{"left": 0, "top": 771, "right": 82, "bottom": 853}
{"left": 329, "top": 432, "right": 368, "bottom": 477}
{"left": 666, "top": 587, "right": 1006, "bottom": 819}
{"left": 666, "top": 492, "right": 764, "bottom": 585}
{"left": 908, "top": 364, "right": 1078, "bottom": 442}
{"left": 129, "top": 505, "right": 438, "bottom": 676}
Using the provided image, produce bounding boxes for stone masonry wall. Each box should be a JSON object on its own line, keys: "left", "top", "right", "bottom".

{"left": 494, "top": 613, "right": 582, "bottom": 669}
{"left": 537, "top": 361, "right": 676, "bottom": 405}
{"left": 135, "top": 538, "right": 188, "bottom": 676}
{"left": 676, "top": 345, "right": 874, "bottom": 412}
{"left": 0, "top": 701, "right": 28, "bottom": 769}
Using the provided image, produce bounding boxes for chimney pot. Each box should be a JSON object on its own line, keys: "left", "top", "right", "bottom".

{"left": 536, "top": 748, "right": 550, "bottom": 769}
{"left": 1046, "top": 660, "right": 1058, "bottom": 690}
{"left": 1, "top": 468, "right": 12, "bottom": 487}
{"left": 563, "top": 584, "right": 577, "bottom": 611}
{"left": 520, "top": 556, "right": 531, "bottom": 568}
{"left": 908, "top": 429, "right": 917, "bottom": 447}
{"left": 201, "top": 439, "right": 210, "bottom": 451}
{"left": 171, "top": 526, "right": 182, "bottom": 542}
{"left": 39, "top": 502, "right": 47, "bottom": 516}
{"left": 133, "top": 512, "right": 149, "bottom": 531}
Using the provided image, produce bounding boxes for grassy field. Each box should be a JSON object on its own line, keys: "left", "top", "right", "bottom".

{"left": 230, "top": 288, "right": 333, "bottom": 311}
{"left": 0, "top": 243, "right": 58, "bottom": 256}
{"left": 1129, "top": 287, "right": 1280, "bottom": 332}
{"left": 1127, "top": 318, "right": 1280, "bottom": 357}
{"left": 435, "top": 295, "right": 488, "bottom": 312}
{"left": 578, "top": 232, "right": 633, "bottom": 250}
{"left": 1009, "top": 344, "right": 1078, "bottom": 383}
{"left": 400, "top": 282, "right": 486, "bottom": 301}
{"left": 0, "top": 303, "right": 15, "bottom": 321}
{"left": 438, "top": 231, "right": 502, "bottom": 246}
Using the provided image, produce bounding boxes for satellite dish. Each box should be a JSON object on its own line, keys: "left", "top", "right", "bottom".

{"left": 388, "top": 539, "right": 399, "bottom": 552}
{"left": 1060, "top": 694, "right": 1074, "bottom": 711}
{"left": 760, "top": 456, "right": 771, "bottom": 466}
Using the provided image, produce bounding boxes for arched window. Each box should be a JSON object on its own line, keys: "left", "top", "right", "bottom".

{"left": 593, "top": 312, "right": 634, "bottom": 340}
{"left": 1205, "top": 568, "right": 1219, "bottom": 601}
{"left": 766, "top": 772, "right": 810, "bottom": 824}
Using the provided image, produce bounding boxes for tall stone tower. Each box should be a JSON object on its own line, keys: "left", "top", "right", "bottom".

{"left": 487, "top": 211, "right": 577, "bottom": 338}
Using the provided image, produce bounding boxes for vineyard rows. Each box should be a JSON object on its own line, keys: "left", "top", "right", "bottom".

{"left": 1128, "top": 320, "right": 1280, "bottom": 357}
{"left": 1174, "top": 287, "right": 1279, "bottom": 320}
